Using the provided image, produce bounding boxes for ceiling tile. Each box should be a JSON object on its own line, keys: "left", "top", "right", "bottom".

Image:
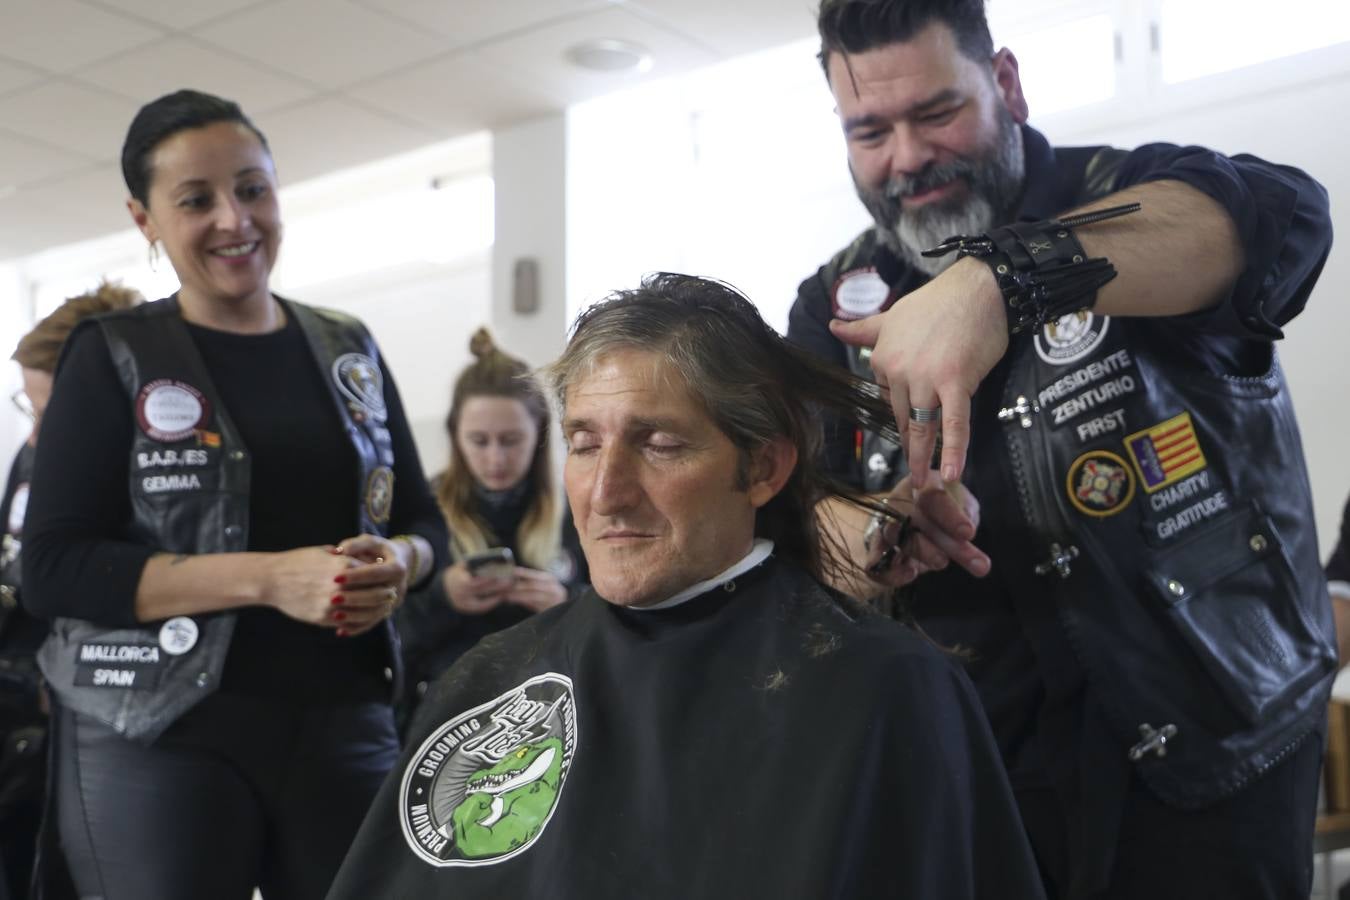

{"left": 473, "top": 6, "right": 719, "bottom": 107}
{"left": 0, "top": 164, "right": 128, "bottom": 261}
{"left": 85, "top": 0, "right": 273, "bottom": 32}
{"left": 0, "top": 1, "right": 162, "bottom": 72}
{"left": 71, "top": 37, "right": 317, "bottom": 113}
{"left": 252, "top": 97, "right": 438, "bottom": 186}
{"left": 195, "top": 0, "right": 446, "bottom": 88}
{"left": 627, "top": 0, "right": 818, "bottom": 58}
{"left": 0, "top": 132, "right": 95, "bottom": 189}
{"left": 345, "top": 51, "right": 561, "bottom": 135}
{"left": 0, "top": 58, "right": 45, "bottom": 98}
{"left": 0, "top": 82, "right": 139, "bottom": 158}
{"left": 354, "top": 0, "right": 605, "bottom": 47}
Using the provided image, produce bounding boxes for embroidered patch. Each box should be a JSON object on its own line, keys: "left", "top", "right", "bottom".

{"left": 136, "top": 380, "right": 209, "bottom": 442}
{"left": 1125, "top": 412, "right": 1208, "bottom": 493}
{"left": 401, "top": 673, "right": 577, "bottom": 867}
{"left": 7, "top": 483, "right": 27, "bottom": 535}
{"left": 74, "top": 641, "right": 166, "bottom": 690}
{"left": 332, "top": 353, "right": 387, "bottom": 422}
{"left": 1066, "top": 450, "right": 1135, "bottom": 517}
{"left": 1034, "top": 312, "right": 1110, "bottom": 366}
{"left": 831, "top": 268, "right": 890, "bottom": 321}
{"left": 365, "top": 466, "right": 394, "bottom": 524}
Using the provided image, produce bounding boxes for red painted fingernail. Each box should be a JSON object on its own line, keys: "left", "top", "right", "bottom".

{"left": 334, "top": 574, "right": 346, "bottom": 584}
{"left": 334, "top": 611, "right": 346, "bottom": 621}
{"left": 336, "top": 627, "right": 348, "bottom": 637}
{"left": 331, "top": 595, "right": 344, "bottom": 606}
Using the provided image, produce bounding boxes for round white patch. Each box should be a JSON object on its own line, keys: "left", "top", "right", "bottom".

{"left": 159, "top": 616, "right": 199, "bottom": 655}
{"left": 137, "top": 381, "right": 207, "bottom": 442}
{"left": 833, "top": 269, "right": 890, "bottom": 321}
{"left": 7, "top": 483, "right": 28, "bottom": 536}
{"left": 1034, "top": 312, "right": 1111, "bottom": 366}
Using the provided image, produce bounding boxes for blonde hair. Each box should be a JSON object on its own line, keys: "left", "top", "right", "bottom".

{"left": 13, "top": 281, "right": 143, "bottom": 372}
{"left": 436, "top": 328, "right": 561, "bottom": 569}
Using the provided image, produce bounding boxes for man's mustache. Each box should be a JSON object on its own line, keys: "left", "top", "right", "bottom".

{"left": 884, "top": 159, "right": 977, "bottom": 201}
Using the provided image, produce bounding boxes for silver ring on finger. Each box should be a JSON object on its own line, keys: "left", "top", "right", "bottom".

{"left": 386, "top": 586, "right": 398, "bottom": 604}
{"left": 908, "top": 405, "right": 941, "bottom": 423}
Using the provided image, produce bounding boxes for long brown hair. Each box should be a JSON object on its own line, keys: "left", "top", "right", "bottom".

{"left": 545, "top": 273, "right": 899, "bottom": 587}
{"left": 436, "top": 328, "right": 560, "bottom": 568}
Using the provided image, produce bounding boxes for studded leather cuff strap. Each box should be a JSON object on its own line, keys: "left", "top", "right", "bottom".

{"left": 922, "top": 202, "right": 1141, "bottom": 334}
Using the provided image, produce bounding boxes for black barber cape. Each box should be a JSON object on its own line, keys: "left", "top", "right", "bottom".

{"left": 329, "top": 557, "right": 1045, "bottom": 900}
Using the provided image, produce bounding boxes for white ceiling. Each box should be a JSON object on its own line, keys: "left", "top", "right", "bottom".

{"left": 0, "top": 0, "right": 820, "bottom": 262}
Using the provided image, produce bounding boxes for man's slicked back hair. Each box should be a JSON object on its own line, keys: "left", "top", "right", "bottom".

{"left": 816, "top": 0, "right": 995, "bottom": 76}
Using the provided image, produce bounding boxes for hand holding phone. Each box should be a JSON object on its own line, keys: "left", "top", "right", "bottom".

{"left": 465, "top": 547, "right": 515, "bottom": 582}
{"left": 445, "top": 548, "right": 516, "bottom": 616}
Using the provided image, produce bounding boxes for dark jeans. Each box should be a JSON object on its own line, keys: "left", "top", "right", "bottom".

{"left": 1020, "top": 728, "right": 1323, "bottom": 900}
{"left": 56, "top": 693, "right": 398, "bottom": 900}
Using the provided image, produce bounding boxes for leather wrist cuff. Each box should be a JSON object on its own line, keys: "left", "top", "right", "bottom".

{"left": 923, "top": 202, "right": 1141, "bottom": 334}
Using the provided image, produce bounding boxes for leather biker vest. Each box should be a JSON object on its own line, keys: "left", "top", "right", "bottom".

{"left": 822, "top": 145, "right": 1335, "bottom": 807}
{"left": 38, "top": 297, "right": 400, "bottom": 743}
{"left": 997, "top": 313, "right": 1334, "bottom": 807}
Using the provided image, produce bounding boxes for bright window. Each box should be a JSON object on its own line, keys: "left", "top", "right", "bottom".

{"left": 1160, "top": 0, "right": 1350, "bottom": 83}
{"left": 997, "top": 14, "right": 1117, "bottom": 115}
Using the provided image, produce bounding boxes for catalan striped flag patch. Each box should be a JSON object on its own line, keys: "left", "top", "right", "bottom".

{"left": 1124, "top": 411, "right": 1208, "bottom": 493}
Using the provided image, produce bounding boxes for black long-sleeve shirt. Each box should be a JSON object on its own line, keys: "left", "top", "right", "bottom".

{"left": 22, "top": 307, "right": 447, "bottom": 703}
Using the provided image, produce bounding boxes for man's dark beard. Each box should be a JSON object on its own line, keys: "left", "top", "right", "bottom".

{"left": 854, "top": 109, "right": 1025, "bottom": 277}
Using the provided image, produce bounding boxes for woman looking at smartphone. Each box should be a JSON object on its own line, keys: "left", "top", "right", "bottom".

{"left": 396, "top": 329, "right": 584, "bottom": 725}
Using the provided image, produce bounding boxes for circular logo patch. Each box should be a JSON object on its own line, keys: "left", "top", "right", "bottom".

{"left": 8, "top": 483, "right": 28, "bottom": 535}
{"left": 1035, "top": 312, "right": 1110, "bottom": 366}
{"left": 1066, "top": 450, "right": 1135, "bottom": 518}
{"left": 401, "top": 673, "right": 577, "bottom": 867}
{"left": 832, "top": 269, "right": 890, "bottom": 321}
{"left": 332, "top": 353, "right": 386, "bottom": 422}
{"left": 364, "top": 466, "right": 394, "bottom": 524}
{"left": 136, "top": 380, "right": 208, "bottom": 442}
{"left": 159, "top": 616, "right": 199, "bottom": 655}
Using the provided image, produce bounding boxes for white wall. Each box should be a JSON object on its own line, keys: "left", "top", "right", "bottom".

{"left": 492, "top": 115, "right": 569, "bottom": 367}
{"left": 566, "top": 39, "right": 872, "bottom": 334}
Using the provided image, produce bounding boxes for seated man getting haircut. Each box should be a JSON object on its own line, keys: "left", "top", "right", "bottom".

{"left": 329, "top": 273, "right": 1045, "bottom": 900}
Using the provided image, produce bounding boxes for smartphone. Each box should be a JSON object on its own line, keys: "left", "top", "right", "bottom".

{"left": 465, "top": 547, "right": 515, "bottom": 581}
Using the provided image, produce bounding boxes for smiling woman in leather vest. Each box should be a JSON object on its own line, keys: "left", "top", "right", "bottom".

{"left": 19, "top": 90, "right": 447, "bottom": 900}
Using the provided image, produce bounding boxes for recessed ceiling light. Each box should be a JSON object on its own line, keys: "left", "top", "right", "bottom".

{"left": 565, "top": 38, "right": 653, "bottom": 74}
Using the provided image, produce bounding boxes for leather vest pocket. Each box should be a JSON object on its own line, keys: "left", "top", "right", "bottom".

{"left": 1144, "top": 503, "right": 1333, "bottom": 725}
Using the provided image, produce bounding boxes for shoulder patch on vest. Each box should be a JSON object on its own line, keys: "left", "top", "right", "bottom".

{"left": 1066, "top": 449, "right": 1135, "bottom": 517}
{"left": 832, "top": 268, "right": 890, "bottom": 321}
{"left": 364, "top": 466, "right": 394, "bottom": 524}
{"left": 1124, "top": 411, "right": 1208, "bottom": 493}
{"left": 136, "top": 380, "right": 209, "bottom": 442}
{"left": 1035, "top": 312, "right": 1110, "bottom": 365}
{"left": 332, "top": 353, "right": 387, "bottom": 423}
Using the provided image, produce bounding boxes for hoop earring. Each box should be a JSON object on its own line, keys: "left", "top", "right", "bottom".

{"left": 147, "top": 240, "right": 161, "bottom": 272}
